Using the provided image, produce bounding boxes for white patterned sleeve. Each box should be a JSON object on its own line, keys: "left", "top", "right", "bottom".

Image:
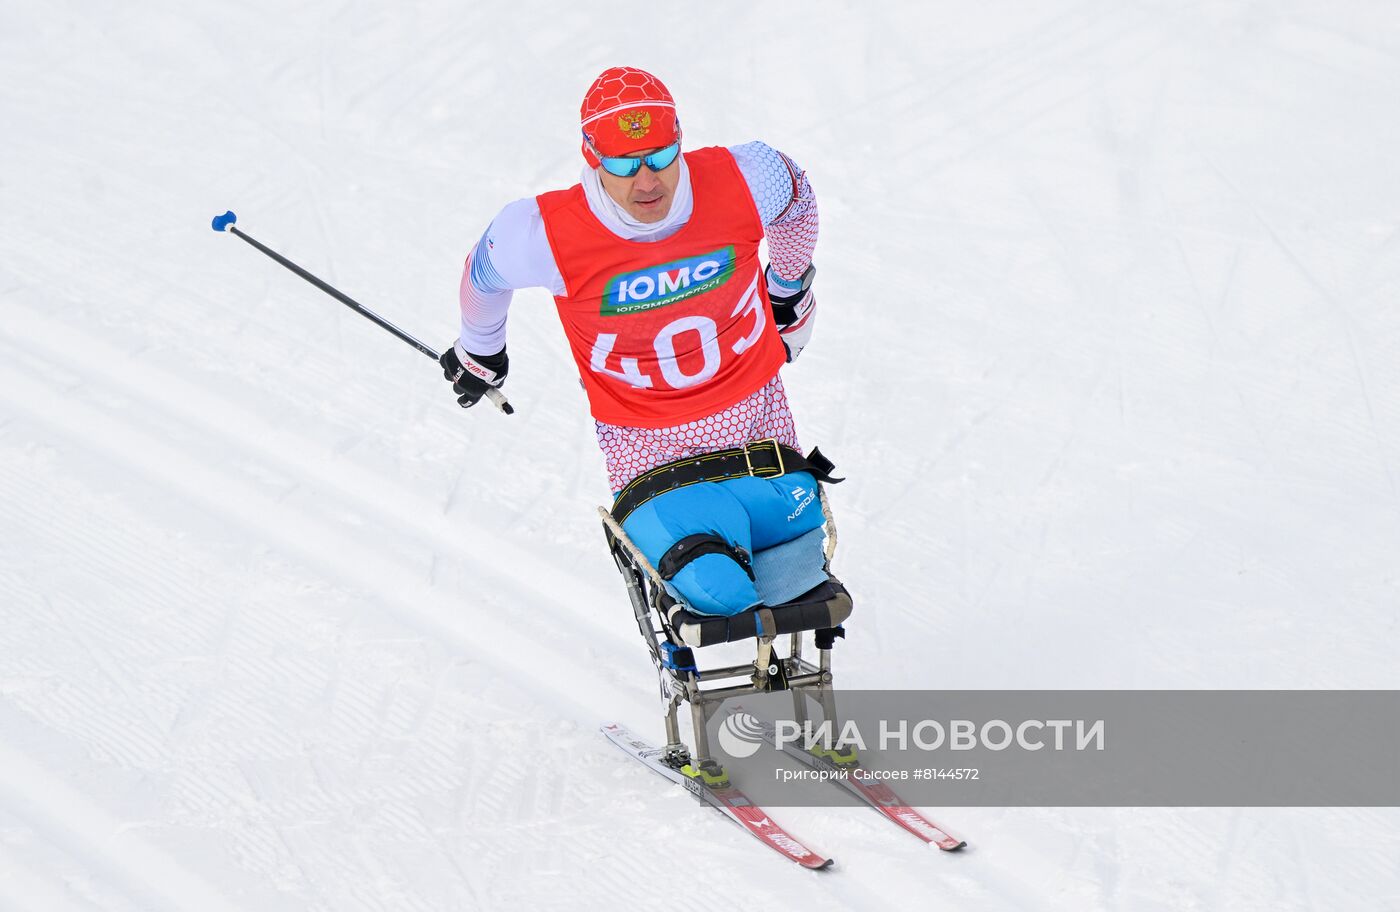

{"left": 729, "top": 141, "right": 819, "bottom": 284}
{"left": 457, "top": 198, "right": 565, "bottom": 355}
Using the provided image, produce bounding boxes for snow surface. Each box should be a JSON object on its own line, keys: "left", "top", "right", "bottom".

{"left": 3, "top": 1, "right": 1399, "bottom": 909}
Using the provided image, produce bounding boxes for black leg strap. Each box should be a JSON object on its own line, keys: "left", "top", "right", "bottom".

{"left": 657, "top": 533, "right": 755, "bottom": 582}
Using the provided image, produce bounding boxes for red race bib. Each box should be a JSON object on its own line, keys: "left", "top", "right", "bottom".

{"left": 537, "top": 147, "right": 786, "bottom": 427}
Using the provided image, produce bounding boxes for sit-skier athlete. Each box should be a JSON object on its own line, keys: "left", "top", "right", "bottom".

{"left": 440, "top": 66, "right": 840, "bottom": 617}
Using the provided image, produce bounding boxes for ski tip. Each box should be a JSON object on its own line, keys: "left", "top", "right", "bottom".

{"left": 812, "top": 857, "right": 836, "bottom": 871}
{"left": 938, "top": 839, "right": 968, "bottom": 852}
{"left": 211, "top": 210, "right": 237, "bottom": 232}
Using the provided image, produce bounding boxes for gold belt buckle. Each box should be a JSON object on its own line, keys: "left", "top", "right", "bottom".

{"left": 744, "top": 438, "right": 784, "bottom": 477}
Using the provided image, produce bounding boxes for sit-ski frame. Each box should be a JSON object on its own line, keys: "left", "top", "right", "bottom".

{"left": 599, "top": 491, "right": 844, "bottom": 781}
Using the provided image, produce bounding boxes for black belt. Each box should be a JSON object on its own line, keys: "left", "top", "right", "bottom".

{"left": 610, "top": 438, "right": 843, "bottom": 524}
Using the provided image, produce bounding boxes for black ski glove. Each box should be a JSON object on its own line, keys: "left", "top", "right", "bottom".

{"left": 439, "top": 343, "right": 508, "bottom": 408}
{"left": 765, "top": 263, "right": 816, "bottom": 362}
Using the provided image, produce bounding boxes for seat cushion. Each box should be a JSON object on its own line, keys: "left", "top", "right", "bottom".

{"left": 667, "top": 578, "right": 853, "bottom": 648}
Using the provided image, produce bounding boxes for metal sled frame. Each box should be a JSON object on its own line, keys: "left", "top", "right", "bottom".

{"left": 599, "top": 488, "right": 845, "bottom": 780}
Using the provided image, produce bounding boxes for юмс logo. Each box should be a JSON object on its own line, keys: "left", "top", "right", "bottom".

{"left": 602, "top": 246, "right": 736, "bottom": 315}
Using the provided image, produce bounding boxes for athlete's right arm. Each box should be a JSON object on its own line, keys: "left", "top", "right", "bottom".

{"left": 442, "top": 198, "right": 566, "bottom": 408}
{"left": 457, "top": 197, "right": 566, "bottom": 355}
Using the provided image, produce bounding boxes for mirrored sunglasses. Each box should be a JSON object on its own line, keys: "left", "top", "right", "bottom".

{"left": 596, "top": 141, "right": 681, "bottom": 178}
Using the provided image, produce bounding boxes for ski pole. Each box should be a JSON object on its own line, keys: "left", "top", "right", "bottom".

{"left": 210, "top": 210, "right": 513, "bottom": 415}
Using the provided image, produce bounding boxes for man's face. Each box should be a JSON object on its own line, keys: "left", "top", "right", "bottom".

{"left": 597, "top": 148, "right": 681, "bottom": 223}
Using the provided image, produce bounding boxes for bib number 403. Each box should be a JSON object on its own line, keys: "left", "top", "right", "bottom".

{"left": 589, "top": 279, "right": 766, "bottom": 390}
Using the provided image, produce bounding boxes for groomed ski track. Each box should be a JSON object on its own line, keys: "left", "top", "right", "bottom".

{"left": 4, "top": 2, "right": 1400, "bottom": 909}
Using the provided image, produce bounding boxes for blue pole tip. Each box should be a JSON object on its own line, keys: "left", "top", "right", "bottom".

{"left": 211, "top": 210, "right": 237, "bottom": 232}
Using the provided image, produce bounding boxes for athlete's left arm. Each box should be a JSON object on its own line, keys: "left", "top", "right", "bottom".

{"left": 730, "top": 141, "right": 819, "bottom": 360}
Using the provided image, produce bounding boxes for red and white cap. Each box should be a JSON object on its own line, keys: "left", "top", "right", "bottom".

{"left": 580, "top": 66, "right": 679, "bottom": 168}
